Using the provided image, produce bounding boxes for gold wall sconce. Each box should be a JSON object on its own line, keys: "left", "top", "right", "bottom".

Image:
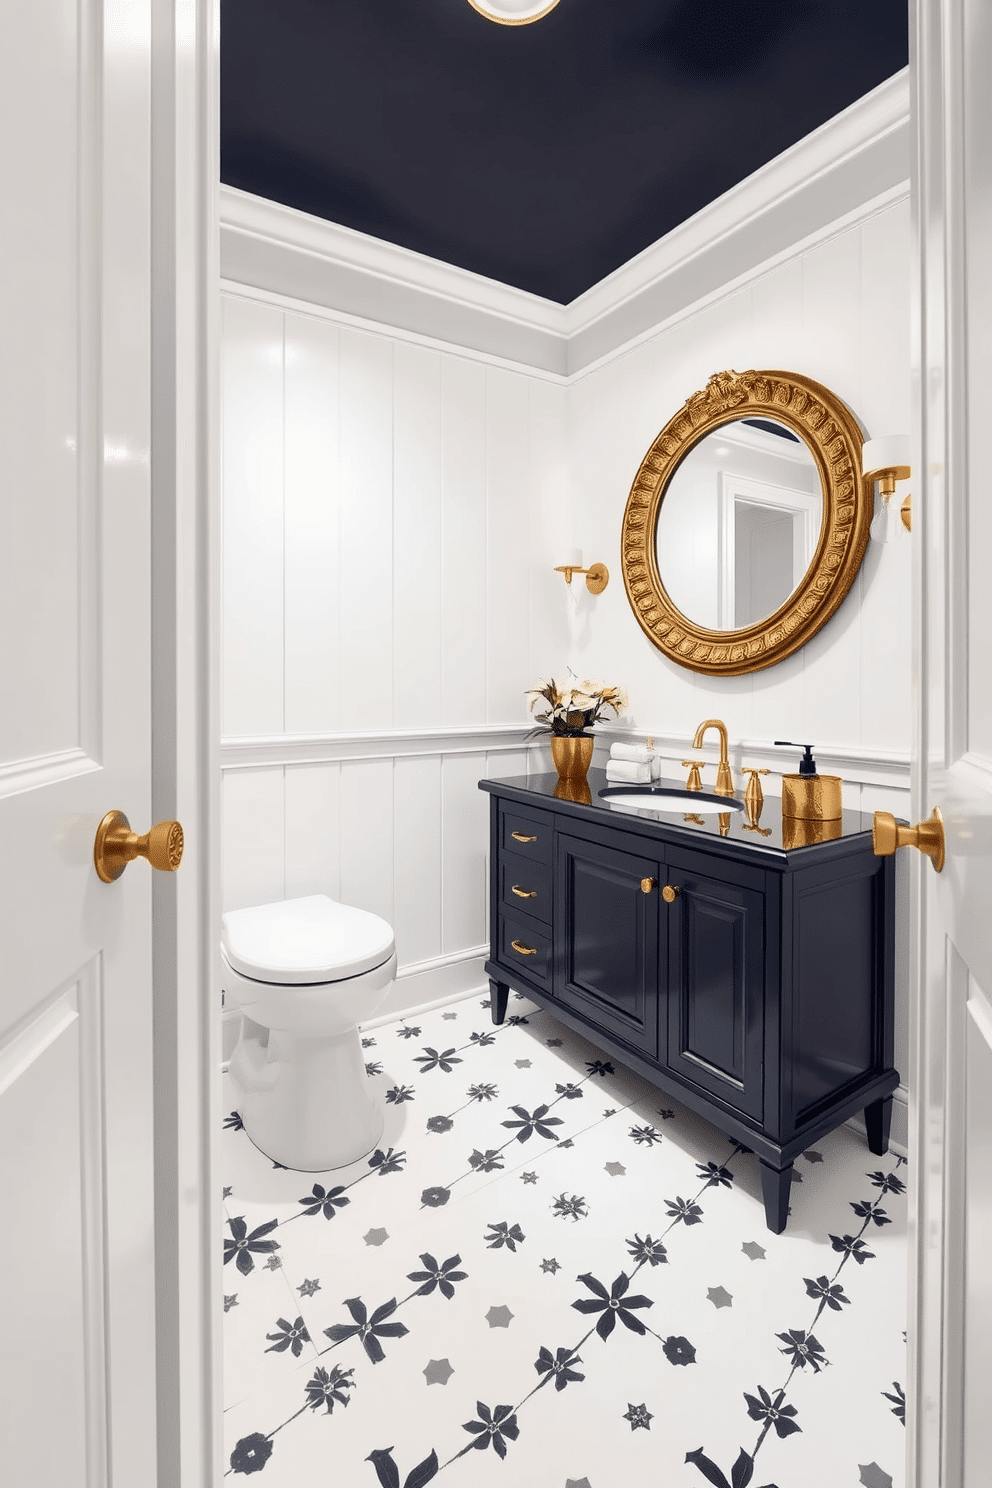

{"left": 466, "top": 0, "right": 561, "bottom": 23}
{"left": 863, "top": 435, "right": 912, "bottom": 542}
{"left": 554, "top": 550, "right": 609, "bottom": 594}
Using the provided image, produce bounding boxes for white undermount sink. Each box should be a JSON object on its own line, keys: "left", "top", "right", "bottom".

{"left": 599, "top": 787, "right": 744, "bottom": 815}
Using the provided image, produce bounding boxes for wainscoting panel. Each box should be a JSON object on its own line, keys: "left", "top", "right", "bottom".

{"left": 440, "top": 356, "right": 489, "bottom": 725}
{"left": 222, "top": 295, "right": 285, "bottom": 739}
{"left": 393, "top": 753, "right": 443, "bottom": 968}
{"left": 284, "top": 312, "right": 341, "bottom": 736}
{"left": 339, "top": 756, "right": 394, "bottom": 928}
{"left": 223, "top": 764, "right": 285, "bottom": 913}
{"left": 441, "top": 750, "right": 490, "bottom": 956}
{"left": 284, "top": 761, "right": 341, "bottom": 905}
{"left": 339, "top": 330, "right": 394, "bottom": 732}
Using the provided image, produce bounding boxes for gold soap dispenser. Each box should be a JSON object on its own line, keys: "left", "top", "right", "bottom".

{"left": 775, "top": 742, "right": 842, "bottom": 822}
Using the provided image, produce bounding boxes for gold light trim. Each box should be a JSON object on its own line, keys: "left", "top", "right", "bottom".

{"left": 620, "top": 369, "right": 870, "bottom": 677}
{"left": 466, "top": 0, "right": 561, "bottom": 24}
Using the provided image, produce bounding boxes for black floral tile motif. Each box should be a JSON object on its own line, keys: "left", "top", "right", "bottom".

{"left": 222, "top": 996, "right": 907, "bottom": 1487}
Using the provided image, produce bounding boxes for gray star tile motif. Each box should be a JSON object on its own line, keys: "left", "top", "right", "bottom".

{"left": 803, "top": 1148, "right": 824, "bottom": 1163}
{"left": 264, "top": 1254, "right": 282, "bottom": 1271}
{"left": 363, "top": 1227, "right": 389, "bottom": 1247}
{"left": 858, "top": 1465, "right": 893, "bottom": 1488}
{"left": 515, "top": 1058, "right": 532, "bottom": 1069}
{"left": 521, "top": 1171, "right": 538, "bottom": 1184}
{"left": 623, "top": 1403, "right": 652, "bottom": 1431}
{"left": 565, "top": 1479, "right": 592, "bottom": 1488}
{"left": 790, "top": 1168, "right": 803, "bottom": 1183}
{"left": 297, "top": 1278, "right": 321, "bottom": 1297}
{"left": 485, "top": 1305, "right": 514, "bottom": 1329}
{"left": 707, "top": 1286, "right": 733, "bottom": 1309}
{"left": 223, "top": 1294, "right": 237, "bottom": 1312}
{"left": 540, "top": 1258, "right": 561, "bottom": 1274}
{"left": 546, "top": 1038, "right": 563, "bottom": 1047}
{"left": 741, "top": 1240, "right": 766, "bottom": 1261}
{"left": 442, "top": 1011, "right": 458, "bottom": 1019}
{"left": 423, "top": 1358, "right": 455, "bottom": 1386}
{"left": 604, "top": 1161, "right": 626, "bottom": 1177}
{"left": 223, "top": 1186, "right": 232, "bottom": 1198}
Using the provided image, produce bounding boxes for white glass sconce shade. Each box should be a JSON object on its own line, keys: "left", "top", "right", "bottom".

{"left": 863, "top": 435, "right": 911, "bottom": 543}
{"left": 466, "top": 0, "right": 562, "bottom": 23}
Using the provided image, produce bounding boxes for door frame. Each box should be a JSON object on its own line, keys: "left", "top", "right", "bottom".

{"left": 149, "top": 1, "right": 221, "bottom": 1481}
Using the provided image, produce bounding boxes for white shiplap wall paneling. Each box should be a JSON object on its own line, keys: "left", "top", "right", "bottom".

{"left": 441, "top": 751, "right": 489, "bottom": 955}
{"left": 486, "top": 368, "right": 532, "bottom": 722}
{"left": 339, "top": 330, "right": 394, "bottom": 731}
{"left": 222, "top": 766, "right": 285, "bottom": 912}
{"left": 284, "top": 312, "right": 341, "bottom": 735}
{"left": 393, "top": 753, "right": 443, "bottom": 968}
{"left": 339, "top": 757, "right": 394, "bottom": 927}
{"left": 284, "top": 762, "right": 341, "bottom": 904}
{"left": 222, "top": 296, "right": 285, "bottom": 737}
{"left": 440, "top": 356, "right": 488, "bottom": 725}
{"left": 526, "top": 378, "right": 570, "bottom": 680}
{"left": 393, "top": 342, "right": 443, "bottom": 728}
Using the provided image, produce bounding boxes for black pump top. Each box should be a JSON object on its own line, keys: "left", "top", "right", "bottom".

{"left": 774, "top": 741, "right": 818, "bottom": 777}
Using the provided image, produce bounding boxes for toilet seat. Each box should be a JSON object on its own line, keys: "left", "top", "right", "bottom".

{"left": 222, "top": 894, "right": 394, "bottom": 984}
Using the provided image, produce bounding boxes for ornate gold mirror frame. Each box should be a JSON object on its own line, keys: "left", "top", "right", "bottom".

{"left": 621, "top": 369, "right": 870, "bottom": 676}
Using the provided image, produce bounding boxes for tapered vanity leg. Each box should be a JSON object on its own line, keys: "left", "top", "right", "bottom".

{"left": 490, "top": 979, "right": 510, "bottom": 1027}
{"left": 759, "top": 1160, "right": 793, "bottom": 1235}
{"left": 864, "top": 1094, "right": 893, "bottom": 1156}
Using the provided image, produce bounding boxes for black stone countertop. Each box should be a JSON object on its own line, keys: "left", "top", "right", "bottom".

{"left": 479, "top": 770, "right": 878, "bottom": 869}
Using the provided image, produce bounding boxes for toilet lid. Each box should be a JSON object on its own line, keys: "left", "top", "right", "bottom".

{"left": 222, "top": 895, "right": 395, "bottom": 984}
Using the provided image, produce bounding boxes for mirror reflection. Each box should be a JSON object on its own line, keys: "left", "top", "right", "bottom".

{"left": 655, "top": 417, "right": 823, "bottom": 632}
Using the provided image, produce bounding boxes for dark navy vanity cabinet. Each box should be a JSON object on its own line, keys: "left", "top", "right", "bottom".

{"left": 480, "top": 770, "right": 898, "bottom": 1233}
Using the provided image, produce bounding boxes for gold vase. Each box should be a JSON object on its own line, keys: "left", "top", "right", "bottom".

{"left": 551, "top": 734, "right": 594, "bottom": 786}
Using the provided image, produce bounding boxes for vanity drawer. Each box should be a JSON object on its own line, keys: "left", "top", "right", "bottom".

{"left": 498, "top": 913, "right": 552, "bottom": 987}
{"left": 499, "top": 857, "right": 553, "bottom": 926}
{"left": 500, "top": 804, "right": 554, "bottom": 865}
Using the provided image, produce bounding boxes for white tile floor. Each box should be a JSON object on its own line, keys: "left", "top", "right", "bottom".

{"left": 222, "top": 993, "right": 907, "bottom": 1488}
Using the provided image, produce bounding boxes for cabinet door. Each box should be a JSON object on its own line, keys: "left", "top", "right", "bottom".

{"left": 666, "top": 863, "right": 765, "bottom": 1121}
{"left": 555, "top": 832, "right": 661, "bottom": 1058}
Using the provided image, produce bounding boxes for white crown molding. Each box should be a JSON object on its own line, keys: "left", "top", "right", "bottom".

{"left": 220, "top": 185, "right": 569, "bottom": 376}
{"left": 564, "top": 70, "right": 910, "bottom": 367}
{"left": 220, "top": 70, "right": 909, "bottom": 380}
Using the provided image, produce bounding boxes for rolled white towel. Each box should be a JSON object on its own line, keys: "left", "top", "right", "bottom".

{"left": 606, "top": 760, "right": 653, "bottom": 784}
{"left": 610, "top": 742, "right": 653, "bottom": 764}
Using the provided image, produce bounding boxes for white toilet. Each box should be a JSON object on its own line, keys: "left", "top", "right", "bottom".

{"left": 222, "top": 894, "right": 396, "bottom": 1171}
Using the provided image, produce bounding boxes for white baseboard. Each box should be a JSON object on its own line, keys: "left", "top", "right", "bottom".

{"left": 363, "top": 947, "right": 490, "bottom": 1028}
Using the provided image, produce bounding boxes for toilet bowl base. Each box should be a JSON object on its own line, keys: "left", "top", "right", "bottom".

{"left": 230, "top": 1018, "right": 385, "bottom": 1172}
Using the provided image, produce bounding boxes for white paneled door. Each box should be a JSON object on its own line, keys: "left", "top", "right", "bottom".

{"left": 0, "top": 3, "right": 216, "bottom": 1486}
{"left": 911, "top": 2, "right": 992, "bottom": 1484}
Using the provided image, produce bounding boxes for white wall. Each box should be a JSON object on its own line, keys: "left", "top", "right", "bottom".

{"left": 220, "top": 189, "right": 913, "bottom": 1134}
{"left": 220, "top": 291, "right": 566, "bottom": 1014}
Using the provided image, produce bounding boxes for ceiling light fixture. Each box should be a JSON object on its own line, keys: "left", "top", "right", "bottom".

{"left": 466, "top": 0, "right": 561, "bottom": 24}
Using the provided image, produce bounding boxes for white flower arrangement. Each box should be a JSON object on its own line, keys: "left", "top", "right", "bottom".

{"left": 525, "top": 672, "right": 628, "bottom": 737}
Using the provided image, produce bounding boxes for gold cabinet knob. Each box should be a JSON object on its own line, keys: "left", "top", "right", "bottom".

{"left": 872, "top": 806, "right": 944, "bottom": 873}
{"left": 661, "top": 884, "right": 679, "bottom": 903}
{"left": 640, "top": 877, "right": 656, "bottom": 894}
{"left": 94, "top": 810, "right": 185, "bottom": 883}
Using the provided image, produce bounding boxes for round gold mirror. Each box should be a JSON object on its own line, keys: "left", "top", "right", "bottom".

{"left": 621, "top": 370, "right": 870, "bottom": 676}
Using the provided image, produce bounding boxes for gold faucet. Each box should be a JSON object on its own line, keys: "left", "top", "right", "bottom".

{"left": 692, "top": 719, "right": 734, "bottom": 796}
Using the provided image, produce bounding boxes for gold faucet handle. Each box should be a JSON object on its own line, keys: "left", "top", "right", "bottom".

{"left": 681, "top": 759, "right": 705, "bottom": 791}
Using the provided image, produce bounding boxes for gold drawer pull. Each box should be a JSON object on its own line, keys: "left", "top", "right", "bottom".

{"left": 511, "top": 939, "right": 537, "bottom": 956}
{"left": 511, "top": 885, "right": 537, "bottom": 898}
{"left": 511, "top": 830, "right": 538, "bottom": 843}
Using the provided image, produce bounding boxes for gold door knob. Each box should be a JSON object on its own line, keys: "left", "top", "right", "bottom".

{"left": 94, "top": 811, "right": 184, "bottom": 883}
{"left": 661, "top": 884, "right": 679, "bottom": 903}
{"left": 872, "top": 806, "right": 944, "bottom": 873}
{"left": 640, "top": 877, "right": 656, "bottom": 894}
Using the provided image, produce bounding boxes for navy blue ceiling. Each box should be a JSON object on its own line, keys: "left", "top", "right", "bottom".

{"left": 221, "top": 0, "right": 908, "bottom": 305}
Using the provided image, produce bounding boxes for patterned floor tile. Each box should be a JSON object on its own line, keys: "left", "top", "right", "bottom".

{"left": 221, "top": 994, "right": 907, "bottom": 1488}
